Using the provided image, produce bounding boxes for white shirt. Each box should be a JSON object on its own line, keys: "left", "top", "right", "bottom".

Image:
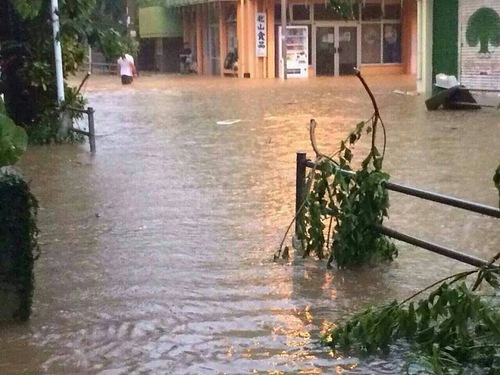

{"left": 117, "top": 54, "right": 135, "bottom": 77}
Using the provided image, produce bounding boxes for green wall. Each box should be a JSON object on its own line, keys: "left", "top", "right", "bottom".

{"left": 138, "top": 6, "right": 183, "bottom": 38}
{"left": 432, "top": 0, "right": 459, "bottom": 87}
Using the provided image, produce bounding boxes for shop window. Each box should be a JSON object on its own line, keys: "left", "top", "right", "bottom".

{"left": 361, "top": 24, "right": 381, "bottom": 64}
{"left": 292, "top": 5, "right": 310, "bottom": 21}
{"left": 383, "top": 23, "right": 401, "bottom": 63}
{"left": 362, "top": 0, "right": 382, "bottom": 20}
{"left": 227, "top": 23, "right": 237, "bottom": 51}
{"left": 314, "top": 4, "right": 352, "bottom": 21}
{"left": 384, "top": 0, "right": 401, "bottom": 20}
{"left": 274, "top": 4, "right": 290, "bottom": 23}
{"left": 208, "top": 5, "right": 218, "bottom": 24}
{"left": 225, "top": 5, "right": 236, "bottom": 22}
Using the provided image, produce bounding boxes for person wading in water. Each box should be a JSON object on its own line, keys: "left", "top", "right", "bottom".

{"left": 117, "top": 53, "right": 137, "bottom": 85}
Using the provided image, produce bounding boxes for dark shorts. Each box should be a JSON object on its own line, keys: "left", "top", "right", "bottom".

{"left": 121, "top": 75, "right": 133, "bottom": 85}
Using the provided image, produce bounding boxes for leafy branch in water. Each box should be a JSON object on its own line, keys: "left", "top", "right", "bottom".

{"left": 277, "top": 70, "right": 397, "bottom": 268}
{"left": 322, "top": 258, "right": 500, "bottom": 374}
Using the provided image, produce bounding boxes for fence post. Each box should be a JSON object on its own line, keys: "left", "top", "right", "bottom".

{"left": 88, "top": 107, "right": 96, "bottom": 153}
{"left": 295, "top": 152, "right": 307, "bottom": 236}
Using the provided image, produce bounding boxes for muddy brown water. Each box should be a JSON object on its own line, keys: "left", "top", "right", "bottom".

{"left": 1, "top": 74, "right": 499, "bottom": 374}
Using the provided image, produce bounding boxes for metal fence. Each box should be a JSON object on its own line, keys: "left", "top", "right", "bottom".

{"left": 67, "top": 106, "right": 96, "bottom": 153}
{"left": 295, "top": 152, "right": 500, "bottom": 268}
{"left": 80, "top": 62, "right": 117, "bottom": 75}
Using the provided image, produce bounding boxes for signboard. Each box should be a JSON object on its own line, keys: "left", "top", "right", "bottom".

{"left": 256, "top": 13, "right": 267, "bottom": 57}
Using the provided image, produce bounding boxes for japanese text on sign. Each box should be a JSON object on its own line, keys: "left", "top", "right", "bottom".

{"left": 256, "top": 13, "right": 266, "bottom": 57}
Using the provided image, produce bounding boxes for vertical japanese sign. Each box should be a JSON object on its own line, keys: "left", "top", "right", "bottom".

{"left": 256, "top": 13, "right": 267, "bottom": 57}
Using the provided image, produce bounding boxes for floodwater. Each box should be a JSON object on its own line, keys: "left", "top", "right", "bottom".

{"left": 2, "top": 73, "right": 499, "bottom": 374}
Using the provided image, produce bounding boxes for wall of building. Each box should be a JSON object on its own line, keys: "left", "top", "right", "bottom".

{"left": 459, "top": 0, "right": 500, "bottom": 90}
{"left": 432, "top": 0, "right": 459, "bottom": 89}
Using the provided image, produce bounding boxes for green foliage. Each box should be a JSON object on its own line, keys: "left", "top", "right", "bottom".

{"left": 26, "top": 86, "right": 86, "bottom": 145}
{"left": 10, "top": 0, "right": 43, "bottom": 19}
{"left": 0, "top": 167, "right": 39, "bottom": 321}
{"left": 323, "top": 268, "right": 500, "bottom": 374}
{"left": 2, "top": 0, "right": 134, "bottom": 142}
{"left": 298, "top": 118, "right": 397, "bottom": 268}
{"left": 328, "top": 0, "right": 360, "bottom": 20}
{"left": 275, "top": 72, "right": 397, "bottom": 268}
{"left": 0, "top": 99, "right": 28, "bottom": 166}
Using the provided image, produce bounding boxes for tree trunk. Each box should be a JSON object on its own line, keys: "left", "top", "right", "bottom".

{"left": 479, "top": 36, "right": 490, "bottom": 54}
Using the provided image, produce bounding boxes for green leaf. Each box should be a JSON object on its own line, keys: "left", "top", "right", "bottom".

{"left": 355, "top": 121, "right": 365, "bottom": 133}
{"left": 0, "top": 113, "right": 28, "bottom": 166}
{"left": 12, "top": 126, "right": 28, "bottom": 154}
{"left": 344, "top": 148, "right": 353, "bottom": 163}
{"left": 10, "top": 0, "right": 43, "bottom": 19}
{"left": 0, "top": 98, "right": 6, "bottom": 115}
{"left": 349, "top": 133, "right": 357, "bottom": 145}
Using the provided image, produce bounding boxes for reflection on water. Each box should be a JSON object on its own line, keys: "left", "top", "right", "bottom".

{"left": 1, "top": 74, "right": 499, "bottom": 374}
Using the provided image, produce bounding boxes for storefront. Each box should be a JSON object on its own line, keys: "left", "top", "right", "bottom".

{"left": 138, "top": 0, "right": 417, "bottom": 79}
{"left": 278, "top": 0, "right": 416, "bottom": 77}
{"left": 137, "top": 6, "right": 184, "bottom": 73}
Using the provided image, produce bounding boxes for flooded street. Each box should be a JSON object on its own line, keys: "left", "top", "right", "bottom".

{"left": 2, "top": 74, "right": 499, "bottom": 374}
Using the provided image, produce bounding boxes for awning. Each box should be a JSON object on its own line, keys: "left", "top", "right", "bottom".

{"left": 144, "top": 0, "right": 234, "bottom": 9}
{"left": 138, "top": 6, "right": 183, "bottom": 38}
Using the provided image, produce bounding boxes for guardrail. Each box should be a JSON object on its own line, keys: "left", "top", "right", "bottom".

{"left": 295, "top": 152, "right": 500, "bottom": 268}
{"left": 81, "top": 62, "right": 117, "bottom": 75}
{"left": 67, "top": 106, "right": 96, "bottom": 153}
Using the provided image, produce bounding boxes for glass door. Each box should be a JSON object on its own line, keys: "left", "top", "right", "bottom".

{"left": 315, "top": 27, "right": 335, "bottom": 76}
{"left": 338, "top": 26, "right": 357, "bottom": 75}
{"left": 314, "top": 25, "right": 358, "bottom": 76}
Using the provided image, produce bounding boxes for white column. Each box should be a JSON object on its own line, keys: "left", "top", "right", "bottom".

{"left": 280, "top": 0, "right": 287, "bottom": 80}
{"left": 51, "top": 0, "right": 65, "bottom": 105}
{"left": 416, "top": 0, "right": 433, "bottom": 94}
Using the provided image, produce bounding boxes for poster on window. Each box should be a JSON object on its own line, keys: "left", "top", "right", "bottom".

{"left": 460, "top": 0, "right": 500, "bottom": 90}
{"left": 256, "top": 13, "right": 267, "bottom": 57}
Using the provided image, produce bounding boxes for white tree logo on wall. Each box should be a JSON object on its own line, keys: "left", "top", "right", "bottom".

{"left": 466, "top": 7, "right": 500, "bottom": 55}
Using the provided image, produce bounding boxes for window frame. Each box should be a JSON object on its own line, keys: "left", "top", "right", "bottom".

{"left": 360, "top": 0, "right": 402, "bottom": 66}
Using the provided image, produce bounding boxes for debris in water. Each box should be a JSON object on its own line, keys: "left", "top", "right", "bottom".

{"left": 216, "top": 119, "right": 242, "bottom": 125}
{"left": 393, "top": 89, "right": 419, "bottom": 96}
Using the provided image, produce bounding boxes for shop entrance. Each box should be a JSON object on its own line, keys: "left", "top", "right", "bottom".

{"left": 314, "top": 25, "right": 358, "bottom": 76}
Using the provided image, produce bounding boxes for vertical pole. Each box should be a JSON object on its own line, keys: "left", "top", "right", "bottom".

{"left": 51, "top": 0, "right": 65, "bottom": 105}
{"left": 295, "top": 152, "right": 307, "bottom": 236}
{"left": 88, "top": 44, "right": 92, "bottom": 74}
{"left": 280, "top": 0, "right": 287, "bottom": 79}
{"left": 88, "top": 107, "right": 96, "bottom": 153}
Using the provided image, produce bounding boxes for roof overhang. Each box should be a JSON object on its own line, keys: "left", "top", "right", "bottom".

{"left": 141, "top": 0, "right": 235, "bottom": 9}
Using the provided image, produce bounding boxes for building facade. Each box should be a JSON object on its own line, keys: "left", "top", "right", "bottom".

{"left": 138, "top": 0, "right": 418, "bottom": 80}
{"left": 418, "top": 0, "right": 500, "bottom": 93}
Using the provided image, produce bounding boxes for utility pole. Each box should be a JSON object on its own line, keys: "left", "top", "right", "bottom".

{"left": 280, "top": 0, "right": 287, "bottom": 80}
{"left": 51, "top": 0, "right": 65, "bottom": 105}
{"left": 126, "top": 0, "right": 137, "bottom": 38}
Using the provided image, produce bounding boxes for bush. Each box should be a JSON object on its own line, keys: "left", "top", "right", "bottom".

{"left": 0, "top": 167, "right": 39, "bottom": 321}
